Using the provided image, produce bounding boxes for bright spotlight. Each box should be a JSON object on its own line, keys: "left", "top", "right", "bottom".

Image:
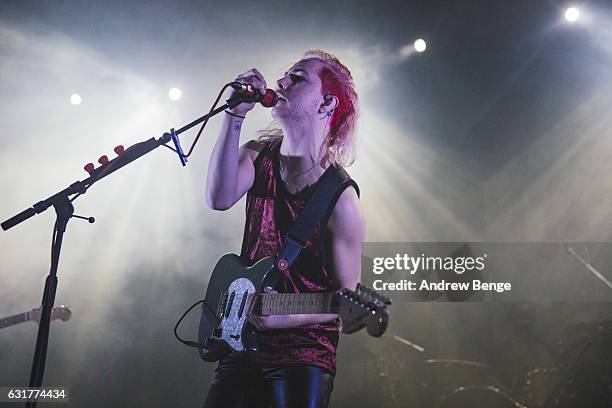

{"left": 169, "top": 87, "right": 182, "bottom": 101}
{"left": 414, "top": 39, "right": 427, "bottom": 53}
{"left": 564, "top": 7, "right": 580, "bottom": 22}
{"left": 70, "top": 94, "right": 82, "bottom": 105}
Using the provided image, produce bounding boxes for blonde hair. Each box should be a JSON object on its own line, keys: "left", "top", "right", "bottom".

{"left": 256, "top": 49, "right": 359, "bottom": 167}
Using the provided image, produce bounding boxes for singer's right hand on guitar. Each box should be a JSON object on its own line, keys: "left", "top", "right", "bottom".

{"left": 229, "top": 68, "right": 267, "bottom": 116}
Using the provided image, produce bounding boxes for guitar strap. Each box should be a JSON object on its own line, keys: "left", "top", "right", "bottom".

{"left": 275, "top": 165, "right": 359, "bottom": 274}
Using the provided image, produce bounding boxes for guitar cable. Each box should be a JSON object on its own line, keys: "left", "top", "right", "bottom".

{"left": 173, "top": 299, "right": 218, "bottom": 349}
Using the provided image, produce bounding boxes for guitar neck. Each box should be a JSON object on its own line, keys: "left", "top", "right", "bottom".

{"left": 0, "top": 312, "right": 29, "bottom": 329}
{"left": 260, "top": 293, "right": 339, "bottom": 315}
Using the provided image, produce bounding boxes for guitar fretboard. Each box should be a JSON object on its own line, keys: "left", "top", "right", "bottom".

{"left": 260, "top": 293, "right": 338, "bottom": 315}
{"left": 0, "top": 312, "right": 28, "bottom": 329}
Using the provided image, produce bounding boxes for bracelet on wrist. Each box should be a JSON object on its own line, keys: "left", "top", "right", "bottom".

{"left": 225, "top": 110, "right": 246, "bottom": 119}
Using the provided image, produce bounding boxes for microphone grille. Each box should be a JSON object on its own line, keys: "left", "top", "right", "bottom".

{"left": 261, "top": 89, "right": 278, "bottom": 108}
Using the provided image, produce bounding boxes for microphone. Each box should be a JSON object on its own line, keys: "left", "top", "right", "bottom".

{"left": 229, "top": 82, "right": 278, "bottom": 107}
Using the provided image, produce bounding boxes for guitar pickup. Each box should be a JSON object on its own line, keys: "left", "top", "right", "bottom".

{"left": 237, "top": 291, "right": 249, "bottom": 318}
{"left": 224, "top": 292, "right": 236, "bottom": 318}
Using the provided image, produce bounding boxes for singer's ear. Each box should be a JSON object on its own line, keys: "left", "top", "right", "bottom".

{"left": 319, "top": 94, "right": 338, "bottom": 114}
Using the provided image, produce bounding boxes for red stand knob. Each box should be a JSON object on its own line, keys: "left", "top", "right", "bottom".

{"left": 84, "top": 163, "right": 95, "bottom": 174}
{"left": 114, "top": 145, "right": 125, "bottom": 155}
{"left": 98, "top": 155, "right": 109, "bottom": 165}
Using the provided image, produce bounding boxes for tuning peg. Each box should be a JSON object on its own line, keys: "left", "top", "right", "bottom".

{"left": 114, "top": 145, "right": 125, "bottom": 155}
{"left": 84, "top": 163, "right": 95, "bottom": 174}
{"left": 98, "top": 155, "right": 109, "bottom": 165}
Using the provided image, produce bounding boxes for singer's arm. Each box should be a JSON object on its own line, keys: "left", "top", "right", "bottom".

{"left": 206, "top": 114, "right": 260, "bottom": 210}
{"left": 206, "top": 68, "right": 266, "bottom": 210}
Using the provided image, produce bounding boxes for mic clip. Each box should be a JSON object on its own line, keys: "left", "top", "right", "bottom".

{"left": 170, "top": 128, "right": 188, "bottom": 167}
{"left": 229, "top": 82, "right": 260, "bottom": 99}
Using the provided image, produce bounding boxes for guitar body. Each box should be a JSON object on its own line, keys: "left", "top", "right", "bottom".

{"left": 197, "top": 253, "right": 391, "bottom": 362}
{"left": 198, "top": 253, "right": 277, "bottom": 362}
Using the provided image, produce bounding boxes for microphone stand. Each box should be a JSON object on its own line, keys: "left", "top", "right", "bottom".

{"left": 1, "top": 94, "right": 248, "bottom": 408}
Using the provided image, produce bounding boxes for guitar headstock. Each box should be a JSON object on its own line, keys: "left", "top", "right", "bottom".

{"left": 29, "top": 305, "right": 72, "bottom": 323}
{"left": 337, "top": 284, "right": 391, "bottom": 337}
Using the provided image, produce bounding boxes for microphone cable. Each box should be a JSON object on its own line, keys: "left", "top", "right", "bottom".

{"left": 160, "top": 83, "right": 233, "bottom": 159}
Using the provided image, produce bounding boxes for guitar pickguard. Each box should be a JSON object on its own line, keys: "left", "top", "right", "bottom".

{"left": 219, "top": 278, "right": 256, "bottom": 352}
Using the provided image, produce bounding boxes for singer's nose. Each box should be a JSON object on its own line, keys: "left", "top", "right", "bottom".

{"left": 277, "top": 77, "right": 287, "bottom": 90}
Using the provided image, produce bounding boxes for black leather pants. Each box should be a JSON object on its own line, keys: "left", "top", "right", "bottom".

{"left": 203, "top": 364, "right": 334, "bottom": 408}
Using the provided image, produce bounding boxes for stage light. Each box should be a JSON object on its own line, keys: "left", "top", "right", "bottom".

{"left": 414, "top": 39, "right": 427, "bottom": 53}
{"left": 565, "top": 7, "right": 580, "bottom": 22}
{"left": 70, "top": 94, "right": 82, "bottom": 105}
{"left": 169, "top": 87, "right": 182, "bottom": 101}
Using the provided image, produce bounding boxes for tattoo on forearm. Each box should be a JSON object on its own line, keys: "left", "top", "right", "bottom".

{"left": 233, "top": 121, "right": 242, "bottom": 132}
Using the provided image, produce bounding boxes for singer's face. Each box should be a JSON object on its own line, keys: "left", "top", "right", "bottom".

{"left": 272, "top": 58, "right": 325, "bottom": 122}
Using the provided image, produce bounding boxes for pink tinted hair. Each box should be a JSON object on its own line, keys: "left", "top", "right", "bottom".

{"left": 257, "top": 49, "right": 359, "bottom": 167}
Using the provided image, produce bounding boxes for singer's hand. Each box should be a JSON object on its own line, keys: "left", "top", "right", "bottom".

{"left": 229, "top": 68, "right": 267, "bottom": 116}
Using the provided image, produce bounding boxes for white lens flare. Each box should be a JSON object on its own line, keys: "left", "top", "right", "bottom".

{"left": 564, "top": 7, "right": 580, "bottom": 22}
{"left": 169, "top": 87, "right": 182, "bottom": 101}
{"left": 70, "top": 93, "right": 82, "bottom": 105}
{"left": 414, "top": 39, "right": 427, "bottom": 53}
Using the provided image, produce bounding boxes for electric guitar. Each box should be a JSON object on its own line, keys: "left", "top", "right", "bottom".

{"left": 198, "top": 253, "right": 391, "bottom": 362}
{"left": 0, "top": 305, "right": 72, "bottom": 329}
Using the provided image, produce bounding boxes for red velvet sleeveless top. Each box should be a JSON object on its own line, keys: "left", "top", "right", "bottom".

{"left": 224, "top": 141, "right": 358, "bottom": 375}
